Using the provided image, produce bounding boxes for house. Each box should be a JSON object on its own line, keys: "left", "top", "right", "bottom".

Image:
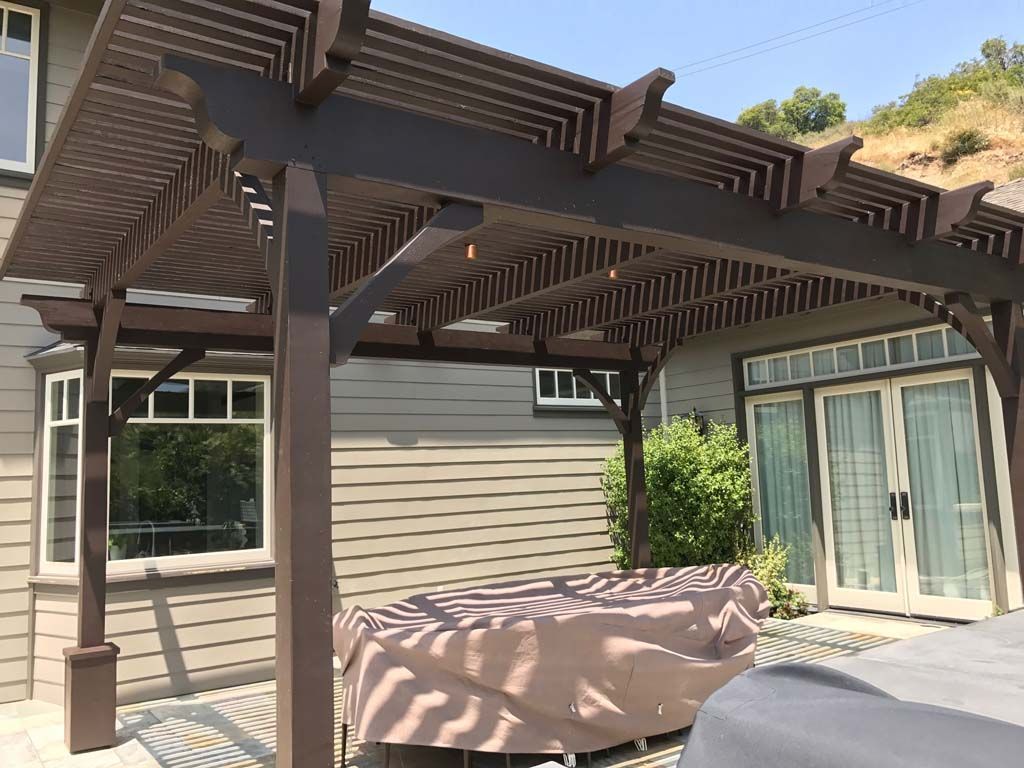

{"left": 0, "top": 2, "right": 1023, "bottom": 763}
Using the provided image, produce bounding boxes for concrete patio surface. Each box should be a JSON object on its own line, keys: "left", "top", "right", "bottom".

{"left": 825, "top": 609, "right": 1024, "bottom": 726}
{"left": 0, "top": 613, "right": 921, "bottom": 768}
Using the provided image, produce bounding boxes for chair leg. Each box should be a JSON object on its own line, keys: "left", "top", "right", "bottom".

{"left": 505, "top": 753, "right": 512, "bottom": 768}
{"left": 340, "top": 723, "right": 348, "bottom": 768}
{"left": 383, "top": 743, "right": 391, "bottom": 768}
{"left": 463, "top": 749, "right": 472, "bottom": 768}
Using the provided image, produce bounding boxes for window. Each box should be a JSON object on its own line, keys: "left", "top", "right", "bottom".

{"left": 40, "top": 371, "right": 272, "bottom": 573}
{"left": 0, "top": 2, "right": 40, "bottom": 174}
{"left": 743, "top": 323, "right": 979, "bottom": 390}
{"left": 535, "top": 368, "right": 620, "bottom": 407}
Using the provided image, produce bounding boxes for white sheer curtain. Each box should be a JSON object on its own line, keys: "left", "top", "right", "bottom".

{"left": 823, "top": 391, "right": 897, "bottom": 592}
{"left": 901, "top": 380, "right": 990, "bottom": 600}
{"left": 753, "top": 400, "right": 815, "bottom": 585}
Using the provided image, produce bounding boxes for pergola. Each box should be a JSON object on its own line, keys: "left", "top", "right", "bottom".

{"left": 4, "top": 0, "right": 1024, "bottom": 763}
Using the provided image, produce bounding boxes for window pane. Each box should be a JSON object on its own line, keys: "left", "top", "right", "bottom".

{"left": 861, "top": 340, "right": 886, "bottom": 369}
{"left": 769, "top": 357, "right": 789, "bottom": 383}
{"left": 66, "top": 377, "right": 80, "bottom": 420}
{"left": 789, "top": 353, "right": 811, "bottom": 380}
{"left": 747, "top": 360, "right": 768, "bottom": 386}
{"left": 916, "top": 330, "right": 945, "bottom": 361}
{"left": 7, "top": 11, "right": 33, "bottom": 56}
{"left": 888, "top": 335, "right": 915, "bottom": 364}
{"left": 112, "top": 377, "right": 148, "bottom": 420}
{"left": 46, "top": 424, "right": 78, "bottom": 563}
{"left": 753, "top": 401, "right": 815, "bottom": 585}
{"left": 556, "top": 370, "right": 574, "bottom": 399}
{"left": 109, "top": 424, "right": 264, "bottom": 559}
{"left": 812, "top": 349, "right": 836, "bottom": 376}
{"left": 194, "top": 380, "right": 228, "bottom": 419}
{"left": 608, "top": 373, "right": 621, "bottom": 399}
{"left": 538, "top": 370, "right": 555, "bottom": 398}
{"left": 232, "top": 381, "right": 264, "bottom": 418}
{"left": 946, "top": 328, "right": 973, "bottom": 356}
{"left": 50, "top": 379, "right": 64, "bottom": 422}
{"left": 0, "top": 55, "right": 30, "bottom": 164}
{"left": 154, "top": 380, "right": 189, "bottom": 418}
{"left": 836, "top": 344, "right": 860, "bottom": 373}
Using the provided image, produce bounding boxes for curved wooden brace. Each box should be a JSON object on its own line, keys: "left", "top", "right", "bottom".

{"left": 943, "top": 291, "right": 1019, "bottom": 398}
{"left": 777, "top": 135, "right": 863, "bottom": 211}
{"left": 572, "top": 368, "right": 628, "bottom": 430}
{"left": 155, "top": 55, "right": 245, "bottom": 156}
{"left": 296, "top": 0, "right": 371, "bottom": 106}
{"left": 586, "top": 68, "right": 675, "bottom": 172}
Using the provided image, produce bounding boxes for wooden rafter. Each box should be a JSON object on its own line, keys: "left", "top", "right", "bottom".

{"left": 295, "top": 0, "right": 371, "bottom": 106}
{"left": 507, "top": 261, "right": 790, "bottom": 338}
{"left": 774, "top": 136, "right": 863, "bottom": 211}
{"left": 584, "top": 68, "right": 675, "bottom": 172}
{"left": 909, "top": 181, "right": 994, "bottom": 243}
{"left": 84, "top": 143, "right": 232, "bottom": 302}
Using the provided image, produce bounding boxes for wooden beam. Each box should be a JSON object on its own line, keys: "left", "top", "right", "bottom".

{"left": 88, "top": 290, "right": 125, "bottom": 402}
{"left": 572, "top": 369, "right": 627, "bottom": 428}
{"left": 295, "top": 0, "right": 370, "bottom": 106}
{"left": 155, "top": 55, "right": 1024, "bottom": 302}
{"left": 109, "top": 348, "right": 206, "bottom": 437}
{"left": 330, "top": 203, "right": 484, "bottom": 364}
{"left": 775, "top": 136, "right": 862, "bottom": 211}
{"left": 508, "top": 261, "right": 789, "bottom": 338}
{"left": 911, "top": 181, "right": 994, "bottom": 242}
{"left": 585, "top": 68, "right": 675, "bottom": 172}
{"left": 21, "top": 295, "right": 661, "bottom": 370}
{"left": 84, "top": 144, "right": 232, "bottom": 301}
{"left": 269, "top": 164, "right": 334, "bottom": 768}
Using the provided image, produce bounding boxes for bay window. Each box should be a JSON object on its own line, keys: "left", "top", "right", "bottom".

{"left": 39, "top": 370, "right": 272, "bottom": 574}
{"left": 0, "top": 2, "right": 40, "bottom": 174}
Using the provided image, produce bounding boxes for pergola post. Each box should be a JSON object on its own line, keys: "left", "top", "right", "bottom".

{"left": 989, "top": 301, "right": 1024, "bottom": 598}
{"left": 63, "top": 293, "right": 124, "bottom": 753}
{"left": 270, "top": 164, "right": 334, "bottom": 768}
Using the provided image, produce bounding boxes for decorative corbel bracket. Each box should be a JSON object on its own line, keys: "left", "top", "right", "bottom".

{"left": 775, "top": 136, "right": 863, "bottom": 211}
{"left": 585, "top": 68, "right": 675, "bottom": 173}
{"left": 911, "top": 181, "right": 993, "bottom": 243}
{"left": 295, "top": 0, "right": 371, "bottom": 106}
{"left": 944, "top": 291, "right": 1019, "bottom": 397}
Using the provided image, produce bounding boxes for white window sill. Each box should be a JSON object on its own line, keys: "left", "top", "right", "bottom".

{"left": 29, "top": 559, "right": 276, "bottom": 587}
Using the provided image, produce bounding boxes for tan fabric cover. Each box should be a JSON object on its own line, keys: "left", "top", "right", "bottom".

{"left": 334, "top": 565, "right": 768, "bottom": 754}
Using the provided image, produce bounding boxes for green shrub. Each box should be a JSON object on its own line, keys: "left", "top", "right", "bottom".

{"left": 939, "top": 127, "right": 990, "bottom": 165}
{"left": 1009, "top": 163, "right": 1024, "bottom": 181}
{"left": 602, "top": 415, "right": 755, "bottom": 570}
{"left": 738, "top": 536, "right": 809, "bottom": 620}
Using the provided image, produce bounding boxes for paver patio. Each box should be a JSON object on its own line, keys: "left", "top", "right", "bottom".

{"left": 2, "top": 615, "right": 933, "bottom": 768}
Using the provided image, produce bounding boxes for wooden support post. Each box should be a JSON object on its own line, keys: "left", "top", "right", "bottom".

{"left": 63, "top": 292, "right": 124, "bottom": 753}
{"left": 990, "top": 301, "right": 1024, "bottom": 600}
{"left": 270, "top": 164, "right": 334, "bottom": 768}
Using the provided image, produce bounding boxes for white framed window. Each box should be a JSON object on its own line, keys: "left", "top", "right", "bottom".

{"left": 534, "top": 368, "right": 621, "bottom": 407}
{"left": 39, "top": 370, "right": 273, "bottom": 576}
{"left": 0, "top": 2, "right": 41, "bottom": 174}
{"left": 743, "top": 323, "right": 980, "bottom": 391}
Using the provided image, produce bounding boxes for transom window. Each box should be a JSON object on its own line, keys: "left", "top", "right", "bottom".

{"left": 40, "top": 370, "right": 272, "bottom": 574}
{"left": 743, "top": 324, "right": 979, "bottom": 390}
{"left": 0, "top": 2, "right": 40, "bottom": 174}
{"left": 535, "top": 368, "right": 621, "bottom": 407}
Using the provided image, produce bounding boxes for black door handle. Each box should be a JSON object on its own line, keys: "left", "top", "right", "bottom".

{"left": 900, "top": 491, "right": 911, "bottom": 520}
{"left": 889, "top": 492, "right": 898, "bottom": 521}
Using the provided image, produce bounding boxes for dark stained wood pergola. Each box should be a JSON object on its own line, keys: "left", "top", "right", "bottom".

{"left": 4, "top": 0, "right": 1024, "bottom": 763}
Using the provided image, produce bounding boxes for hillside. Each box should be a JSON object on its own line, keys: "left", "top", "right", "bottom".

{"left": 803, "top": 97, "right": 1024, "bottom": 189}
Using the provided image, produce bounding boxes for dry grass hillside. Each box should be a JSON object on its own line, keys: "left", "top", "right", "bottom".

{"left": 803, "top": 98, "right": 1024, "bottom": 189}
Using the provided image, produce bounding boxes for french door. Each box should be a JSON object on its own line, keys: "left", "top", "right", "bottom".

{"left": 815, "top": 370, "right": 993, "bottom": 620}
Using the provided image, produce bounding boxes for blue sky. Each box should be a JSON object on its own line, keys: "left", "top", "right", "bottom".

{"left": 373, "top": 0, "right": 1024, "bottom": 122}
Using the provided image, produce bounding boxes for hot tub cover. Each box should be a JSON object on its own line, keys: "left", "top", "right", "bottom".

{"left": 333, "top": 564, "right": 768, "bottom": 754}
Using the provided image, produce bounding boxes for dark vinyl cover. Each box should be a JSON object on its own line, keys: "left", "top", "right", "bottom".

{"left": 678, "top": 663, "right": 1024, "bottom": 768}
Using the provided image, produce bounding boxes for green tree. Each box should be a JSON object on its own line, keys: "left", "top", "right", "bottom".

{"left": 737, "top": 99, "right": 781, "bottom": 134}
{"left": 778, "top": 86, "right": 847, "bottom": 135}
{"left": 981, "top": 37, "right": 1009, "bottom": 69}
{"left": 737, "top": 86, "right": 846, "bottom": 139}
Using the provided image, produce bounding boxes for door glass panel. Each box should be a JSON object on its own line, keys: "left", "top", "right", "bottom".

{"left": 822, "top": 391, "right": 897, "bottom": 592}
{"left": 901, "top": 380, "right": 990, "bottom": 600}
{"left": 752, "top": 400, "right": 815, "bottom": 584}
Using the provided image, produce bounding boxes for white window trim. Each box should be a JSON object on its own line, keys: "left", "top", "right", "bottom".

{"left": 534, "top": 368, "right": 621, "bottom": 408}
{"left": 38, "top": 369, "right": 274, "bottom": 577}
{"left": 0, "top": 1, "right": 41, "bottom": 175}
{"left": 742, "top": 322, "right": 981, "bottom": 391}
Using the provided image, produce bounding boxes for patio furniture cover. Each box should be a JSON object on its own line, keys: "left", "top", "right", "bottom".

{"left": 333, "top": 564, "right": 768, "bottom": 754}
{"left": 678, "top": 663, "right": 1024, "bottom": 767}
